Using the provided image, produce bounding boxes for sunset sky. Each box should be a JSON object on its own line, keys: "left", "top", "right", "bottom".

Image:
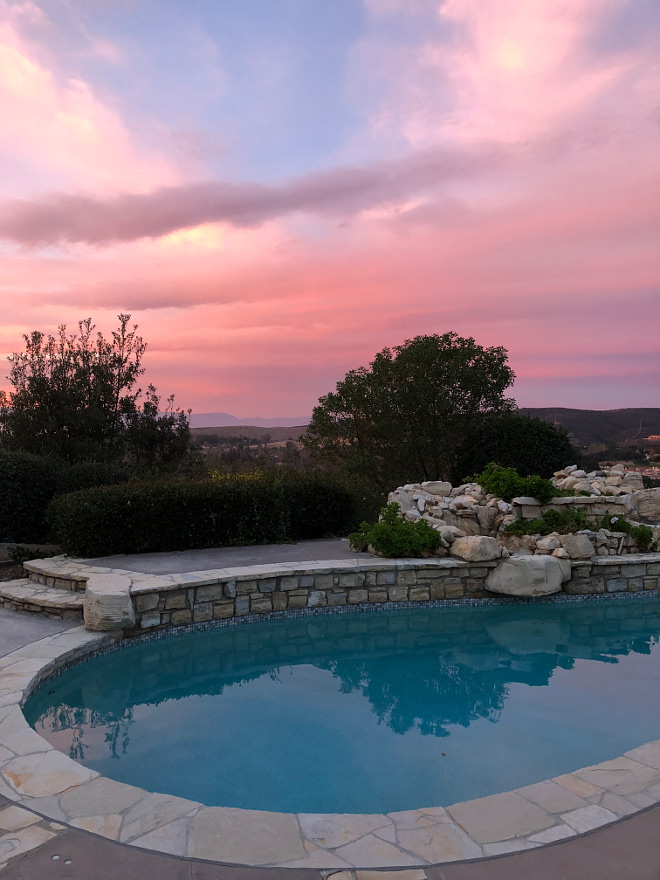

{"left": 1, "top": 0, "right": 658, "bottom": 420}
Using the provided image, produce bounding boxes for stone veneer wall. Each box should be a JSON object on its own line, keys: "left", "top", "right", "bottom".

{"left": 513, "top": 495, "right": 634, "bottom": 523}
{"left": 124, "top": 556, "right": 660, "bottom": 635}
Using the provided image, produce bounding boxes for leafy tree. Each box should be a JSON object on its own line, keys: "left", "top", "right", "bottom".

{"left": 303, "top": 332, "right": 515, "bottom": 488}
{"left": 0, "top": 315, "right": 190, "bottom": 466}
{"left": 123, "top": 385, "right": 191, "bottom": 470}
{"left": 452, "top": 412, "right": 579, "bottom": 482}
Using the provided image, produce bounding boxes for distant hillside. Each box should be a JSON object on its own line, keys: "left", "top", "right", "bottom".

{"left": 190, "top": 407, "right": 660, "bottom": 449}
{"left": 521, "top": 408, "right": 660, "bottom": 447}
{"left": 190, "top": 425, "right": 308, "bottom": 442}
{"left": 188, "top": 412, "right": 308, "bottom": 429}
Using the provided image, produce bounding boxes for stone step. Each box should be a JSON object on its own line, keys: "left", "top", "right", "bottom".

{"left": 0, "top": 579, "right": 84, "bottom": 620}
{"left": 23, "top": 562, "right": 88, "bottom": 592}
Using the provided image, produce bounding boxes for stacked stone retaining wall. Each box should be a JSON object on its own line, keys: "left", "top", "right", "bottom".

{"left": 9, "top": 554, "right": 660, "bottom": 631}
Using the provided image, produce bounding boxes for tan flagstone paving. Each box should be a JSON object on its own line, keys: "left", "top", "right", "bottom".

{"left": 0, "top": 805, "right": 41, "bottom": 832}
{"left": 119, "top": 792, "right": 201, "bottom": 843}
{"left": 59, "top": 777, "right": 145, "bottom": 819}
{"left": 2, "top": 749, "right": 97, "bottom": 798}
{"left": 446, "top": 791, "right": 556, "bottom": 844}
{"left": 128, "top": 816, "right": 190, "bottom": 854}
{"left": 188, "top": 806, "right": 305, "bottom": 865}
{"left": 298, "top": 814, "right": 391, "bottom": 849}
{"left": 396, "top": 822, "right": 482, "bottom": 862}
{"left": 333, "top": 833, "right": 422, "bottom": 867}
{"left": 573, "top": 757, "right": 660, "bottom": 796}
{"left": 71, "top": 814, "right": 123, "bottom": 838}
{"left": 514, "top": 779, "right": 588, "bottom": 812}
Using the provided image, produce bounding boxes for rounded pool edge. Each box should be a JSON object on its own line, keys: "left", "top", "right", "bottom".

{"left": 2, "top": 600, "right": 660, "bottom": 869}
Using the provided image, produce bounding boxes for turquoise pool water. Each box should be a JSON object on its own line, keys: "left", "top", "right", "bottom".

{"left": 25, "top": 598, "right": 660, "bottom": 813}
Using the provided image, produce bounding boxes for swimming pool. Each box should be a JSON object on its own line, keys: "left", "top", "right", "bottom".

{"left": 25, "top": 598, "right": 660, "bottom": 814}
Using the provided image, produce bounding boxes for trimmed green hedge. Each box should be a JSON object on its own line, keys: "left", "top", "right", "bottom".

{"left": 0, "top": 451, "right": 135, "bottom": 544}
{"left": 47, "top": 475, "right": 358, "bottom": 556}
{"left": 0, "top": 450, "right": 61, "bottom": 543}
{"left": 56, "top": 461, "right": 130, "bottom": 495}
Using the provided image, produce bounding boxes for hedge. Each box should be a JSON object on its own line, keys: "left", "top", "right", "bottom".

{"left": 47, "top": 475, "right": 358, "bottom": 556}
{"left": 0, "top": 450, "right": 61, "bottom": 543}
{"left": 56, "top": 461, "right": 130, "bottom": 495}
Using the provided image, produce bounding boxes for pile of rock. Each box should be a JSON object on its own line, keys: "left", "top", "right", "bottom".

{"left": 388, "top": 480, "right": 511, "bottom": 544}
{"left": 387, "top": 465, "right": 660, "bottom": 562}
{"left": 379, "top": 466, "right": 660, "bottom": 598}
{"left": 551, "top": 463, "right": 644, "bottom": 496}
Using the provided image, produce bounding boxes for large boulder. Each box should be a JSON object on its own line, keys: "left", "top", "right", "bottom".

{"left": 559, "top": 534, "right": 595, "bottom": 559}
{"left": 451, "top": 536, "right": 501, "bottom": 562}
{"left": 83, "top": 574, "right": 135, "bottom": 632}
{"left": 485, "top": 555, "right": 564, "bottom": 596}
{"left": 421, "top": 481, "right": 452, "bottom": 496}
{"left": 632, "top": 489, "right": 660, "bottom": 523}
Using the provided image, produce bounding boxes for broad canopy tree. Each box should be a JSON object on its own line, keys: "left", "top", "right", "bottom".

{"left": 304, "top": 332, "right": 516, "bottom": 488}
{"left": 451, "top": 412, "right": 578, "bottom": 483}
{"left": 0, "top": 315, "right": 190, "bottom": 467}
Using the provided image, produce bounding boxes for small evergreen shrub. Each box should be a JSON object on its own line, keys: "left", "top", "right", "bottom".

{"left": 0, "top": 450, "right": 61, "bottom": 543}
{"left": 349, "top": 503, "right": 442, "bottom": 557}
{"left": 474, "top": 463, "right": 557, "bottom": 504}
{"left": 504, "top": 507, "right": 588, "bottom": 536}
{"left": 47, "top": 473, "right": 358, "bottom": 557}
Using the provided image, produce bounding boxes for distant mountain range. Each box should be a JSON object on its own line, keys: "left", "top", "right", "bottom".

{"left": 190, "top": 408, "right": 660, "bottom": 448}
{"left": 188, "top": 412, "right": 309, "bottom": 429}
{"left": 520, "top": 408, "right": 660, "bottom": 447}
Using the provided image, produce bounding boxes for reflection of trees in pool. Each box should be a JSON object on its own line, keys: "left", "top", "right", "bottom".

{"left": 318, "top": 653, "right": 509, "bottom": 736}
{"left": 28, "top": 601, "right": 660, "bottom": 758}
{"left": 34, "top": 703, "right": 134, "bottom": 761}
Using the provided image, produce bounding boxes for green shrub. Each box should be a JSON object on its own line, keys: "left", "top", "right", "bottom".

{"left": 474, "top": 463, "right": 556, "bottom": 504}
{"left": 597, "top": 516, "right": 657, "bottom": 552}
{"left": 0, "top": 450, "right": 61, "bottom": 543}
{"left": 348, "top": 503, "right": 442, "bottom": 557}
{"left": 47, "top": 473, "right": 358, "bottom": 557}
{"left": 504, "top": 507, "right": 588, "bottom": 536}
{"left": 56, "top": 461, "right": 130, "bottom": 495}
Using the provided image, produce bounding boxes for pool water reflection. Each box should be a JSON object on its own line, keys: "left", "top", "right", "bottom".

{"left": 25, "top": 598, "right": 660, "bottom": 813}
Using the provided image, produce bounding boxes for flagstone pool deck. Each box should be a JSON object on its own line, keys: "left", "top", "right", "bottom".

{"left": 1, "top": 540, "right": 660, "bottom": 878}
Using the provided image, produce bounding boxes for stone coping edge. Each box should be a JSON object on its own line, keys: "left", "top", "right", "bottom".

{"left": 2, "top": 598, "right": 660, "bottom": 869}
{"left": 24, "top": 552, "right": 660, "bottom": 594}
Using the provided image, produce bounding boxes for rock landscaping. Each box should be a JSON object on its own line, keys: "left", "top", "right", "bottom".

{"left": 388, "top": 464, "right": 660, "bottom": 563}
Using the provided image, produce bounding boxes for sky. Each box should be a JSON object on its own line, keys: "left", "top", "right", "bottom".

{"left": 0, "top": 0, "right": 658, "bottom": 420}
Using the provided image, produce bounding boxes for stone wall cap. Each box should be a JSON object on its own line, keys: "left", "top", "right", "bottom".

{"left": 592, "top": 553, "right": 660, "bottom": 565}
{"left": 85, "top": 574, "right": 132, "bottom": 595}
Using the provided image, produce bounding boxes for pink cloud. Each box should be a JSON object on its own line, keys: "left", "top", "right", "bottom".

{"left": 0, "top": 0, "right": 657, "bottom": 416}
{"left": 0, "top": 9, "right": 176, "bottom": 196}
{"left": 0, "top": 144, "right": 509, "bottom": 246}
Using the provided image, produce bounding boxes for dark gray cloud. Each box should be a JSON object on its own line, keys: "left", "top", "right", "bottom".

{"left": 0, "top": 146, "right": 504, "bottom": 247}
